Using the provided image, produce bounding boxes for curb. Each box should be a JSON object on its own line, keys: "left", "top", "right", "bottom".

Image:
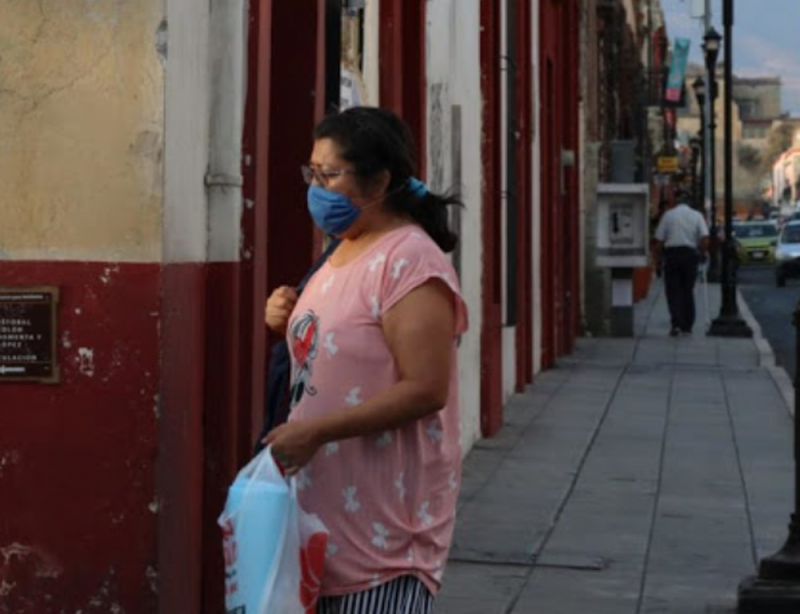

{"left": 737, "top": 289, "right": 794, "bottom": 417}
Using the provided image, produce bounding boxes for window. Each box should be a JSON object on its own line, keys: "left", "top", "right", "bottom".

{"left": 783, "top": 226, "right": 800, "bottom": 244}
{"left": 737, "top": 99, "right": 760, "bottom": 119}
{"left": 743, "top": 124, "right": 767, "bottom": 139}
{"left": 734, "top": 223, "right": 777, "bottom": 239}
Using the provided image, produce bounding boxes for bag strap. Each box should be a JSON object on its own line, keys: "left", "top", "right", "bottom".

{"left": 296, "top": 238, "right": 340, "bottom": 295}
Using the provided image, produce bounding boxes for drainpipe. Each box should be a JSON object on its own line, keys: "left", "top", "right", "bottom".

{"left": 206, "top": 0, "right": 247, "bottom": 261}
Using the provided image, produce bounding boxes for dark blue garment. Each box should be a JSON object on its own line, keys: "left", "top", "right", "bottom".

{"left": 253, "top": 239, "right": 340, "bottom": 456}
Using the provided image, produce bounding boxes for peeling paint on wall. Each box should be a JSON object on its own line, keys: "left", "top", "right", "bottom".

{"left": 77, "top": 347, "right": 95, "bottom": 377}
{"left": 82, "top": 567, "right": 123, "bottom": 612}
{"left": 0, "top": 450, "right": 20, "bottom": 479}
{"left": 100, "top": 264, "right": 121, "bottom": 285}
{"left": 0, "top": 542, "right": 64, "bottom": 582}
{"left": 145, "top": 565, "right": 158, "bottom": 594}
{"left": 429, "top": 82, "right": 448, "bottom": 193}
{"left": 155, "top": 19, "right": 168, "bottom": 66}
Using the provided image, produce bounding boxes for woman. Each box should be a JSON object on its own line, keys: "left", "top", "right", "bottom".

{"left": 263, "top": 106, "right": 467, "bottom": 614}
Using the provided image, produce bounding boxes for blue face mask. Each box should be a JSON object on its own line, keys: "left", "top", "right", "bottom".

{"left": 306, "top": 177, "right": 428, "bottom": 235}
{"left": 307, "top": 186, "right": 362, "bottom": 235}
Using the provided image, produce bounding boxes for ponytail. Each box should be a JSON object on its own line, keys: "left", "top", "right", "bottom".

{"left": 388, "top": 184, "right": 462, "bottom": 253}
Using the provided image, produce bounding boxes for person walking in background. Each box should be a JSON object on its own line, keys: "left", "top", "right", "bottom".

{"left": 263, "top": 106, "right": 468, "bottom": 613}
{"left": 654, "top": 189, "right": 709, "bottom": 337}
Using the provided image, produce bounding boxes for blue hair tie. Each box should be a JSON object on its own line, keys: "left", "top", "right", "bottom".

{"left": 407, "top": 177, "right": 429, "bottom": 199}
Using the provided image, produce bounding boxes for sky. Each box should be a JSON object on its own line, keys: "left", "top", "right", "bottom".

{"left": 661, "top": 0, "right": 800, "bottom": 115}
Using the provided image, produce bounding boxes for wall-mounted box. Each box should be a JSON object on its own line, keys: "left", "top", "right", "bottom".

{"left": 595, "top": 183, "right": 650, "bottom": 268}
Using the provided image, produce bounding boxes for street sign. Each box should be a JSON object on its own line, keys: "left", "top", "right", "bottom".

{"left": 657, "top": 156, "right": 679, "bottom": 174}
{"left": 0, "top": 287, "right": 59, "bottom": 383}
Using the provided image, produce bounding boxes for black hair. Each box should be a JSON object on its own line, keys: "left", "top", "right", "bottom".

{"left": 313, "top": 106, "right": 464, "bottom": 253}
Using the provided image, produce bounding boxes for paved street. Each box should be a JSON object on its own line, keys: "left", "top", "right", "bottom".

{"left": 739, "top": 264, "right": 800, "bottom": 380}
{"left": 436, "top": 280, "right": 795, "bottom": 614}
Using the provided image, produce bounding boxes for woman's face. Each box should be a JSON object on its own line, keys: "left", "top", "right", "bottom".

{"left": 308, "top": 138, "right": 391, "bottom": 237}
{"left": 308, "top": 138, "right": 367, "bottom": 202}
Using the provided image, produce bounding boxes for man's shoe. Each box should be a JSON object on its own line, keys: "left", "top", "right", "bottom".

{"left": 681, "top": 329, "right": 692, "bottom": 336}
{"left": 669, "top": 327, "right": 681, "bottom": 337}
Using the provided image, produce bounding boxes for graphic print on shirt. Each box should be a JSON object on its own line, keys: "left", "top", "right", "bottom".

{"left": 417, "top": 501, "right": 434, "bottom": 527}
{"left": 391, "top": 258, "right": 410, "bottom": 280}
{"left": 321, "top": 273, "right": 336, "bottom": 295}
{"left": 343, "top": 486, "right": 361, "bottom": 513}
{"left": 289, "top": 310, "right": 321, "bottom": 407}
{"left": 370, "top": 296, "right": 381, "bottom": 320}
{"left": 368, "top": 252, "right": 387, "bottom": 272}
{"left": 448, "top": 471, "right": 458, "bottom": 491}
{"left": 395, "top": 471, "right": 406, "bottom": 501}
{"left": 325, "top": 442, "right": 340, "bottom": 456}
{"left": 323, "top": 332, "right": 339, "bottom": 356}
{"left": 426, "top": 418, "right": 444, "bottom": 444}
{"left": 371, "top": 523, "right": 390, "bottom": 549}
{"left": 345, "top": 387, "right": 363, "bottom": 406}
{"left": 297, "top": 467, "right": 312, "bottom": 491}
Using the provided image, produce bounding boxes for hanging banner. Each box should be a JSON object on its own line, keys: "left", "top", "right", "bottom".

{"left": 665, "top": 38, "right": 691, "bottom": 104}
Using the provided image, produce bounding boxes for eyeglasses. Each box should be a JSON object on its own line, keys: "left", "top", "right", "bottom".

{"left": 301, "top": 164, "right": 358, "bottom": 186}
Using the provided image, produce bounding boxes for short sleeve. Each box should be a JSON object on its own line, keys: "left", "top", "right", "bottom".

{"left": 654, "top": 215, "right": 667, "bottom": 242}
{"left": 379, "top": 234, "right": 469, "bottom": 336}
{"left": 696, "top": 212, "right": 709, "bottom": 238}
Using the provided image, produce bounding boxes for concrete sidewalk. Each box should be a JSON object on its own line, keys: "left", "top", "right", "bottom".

{"left": 436, "top": 281, "right": 795, "bottom": 614}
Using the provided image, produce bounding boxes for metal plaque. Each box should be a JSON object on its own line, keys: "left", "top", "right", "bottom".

{"left": 0, "top": 287, "right": 59, "bottom": 383}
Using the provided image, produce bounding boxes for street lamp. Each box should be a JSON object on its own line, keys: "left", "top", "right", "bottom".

{"left": 707, "top": 0, "right": 752, "bottom": 338}
{"left": 691, "top": 79, "right": 706, "bottom": 215}
{"left": 693, "top": 76, "right": 706, "bottom": 108}
{"left": 702, "top": 28, "right": 721, "bottom": 280}
{"left": 689, "top": 136, "right": 703, "bottom": 212}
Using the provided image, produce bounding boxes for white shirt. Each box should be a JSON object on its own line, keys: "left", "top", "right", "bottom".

{"left": 655, "top": 204, "right": 709, "bottom": 248}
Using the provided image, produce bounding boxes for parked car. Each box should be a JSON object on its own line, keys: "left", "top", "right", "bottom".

{"left": 733, "top": 221, "right": 778, "bottom": 265}
{"left": 775, "top": 221, "right": 800, "bottom": 286}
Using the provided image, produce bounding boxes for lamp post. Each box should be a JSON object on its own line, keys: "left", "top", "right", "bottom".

{"left": 702, "top": 28, "right": 721, "bottom": 281}
{"left": 692, "top": 78, "right": 707, "bottom": 215}
{"left": 707, "top": 0, "right": 753, "bottom": 338}
{"left": 689, "top": 135, "right": 703, "bottom": 212}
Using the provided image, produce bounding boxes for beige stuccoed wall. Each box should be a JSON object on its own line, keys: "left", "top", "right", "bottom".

{"left": 0, "top": 0, "right": 164, "bottom": 262}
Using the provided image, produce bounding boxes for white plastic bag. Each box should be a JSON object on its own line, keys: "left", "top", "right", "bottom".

{"left": 218, "top": 447, "right": 329, "bottom": 614}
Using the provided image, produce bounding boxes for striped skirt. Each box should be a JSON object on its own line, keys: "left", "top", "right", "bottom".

{"left": 316, "top": 575, "right": 434, "bottom": 614}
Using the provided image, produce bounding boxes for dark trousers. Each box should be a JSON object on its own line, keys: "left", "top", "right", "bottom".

{"left": 664, "top": 247, "right": 699, "bottom": 332}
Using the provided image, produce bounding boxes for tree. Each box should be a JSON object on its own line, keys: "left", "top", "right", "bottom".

{"left": 760, "top": 122, "right": 797, "bottom": 176}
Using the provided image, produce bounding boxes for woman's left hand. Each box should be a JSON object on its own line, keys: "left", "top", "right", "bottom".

{"left": 264, "top": 420, "right": 324, "bottom": 476}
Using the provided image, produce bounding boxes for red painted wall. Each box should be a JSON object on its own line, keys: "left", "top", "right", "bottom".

{"left": 480, "top": 0, "right": 504, "bottom": 436}
{"left": 158, "top": 262, "right": 206, "bottom": 614}
{"left": 0, "top": 262, "right": 160, "bottom": 613}
{"left": 515, "top": 0, "right": 535, "bottom": 390}
{"left": 539, "top": 0, "right": 580, "bottom": 367}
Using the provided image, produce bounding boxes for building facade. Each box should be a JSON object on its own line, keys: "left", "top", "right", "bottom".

{"left": 678, "top": 67, "right": 789, "bottom": 215}
{"left": 579, "top": 0, "right": 668, "bottom": 335}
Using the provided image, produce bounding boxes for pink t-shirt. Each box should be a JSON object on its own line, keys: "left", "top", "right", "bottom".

{"left": 286, "top": 225, "right": 468, "bottom": 597}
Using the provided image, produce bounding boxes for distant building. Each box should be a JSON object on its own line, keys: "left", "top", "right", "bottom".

{"left": 678, "top": 64, "right": 795, "bottom": 216}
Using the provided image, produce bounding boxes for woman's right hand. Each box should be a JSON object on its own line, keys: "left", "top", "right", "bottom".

{"left": 265, "top": 286, "right": 298, "bottom": 334}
